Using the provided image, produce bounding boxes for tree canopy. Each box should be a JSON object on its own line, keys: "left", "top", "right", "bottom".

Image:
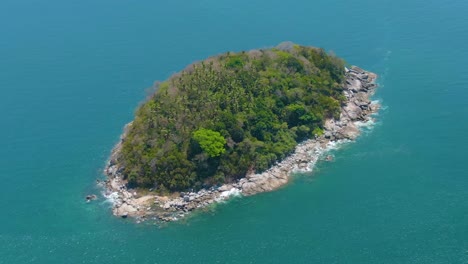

{"left": 192, "top": 129, "right": 226, "bottom": 158}
{"left": 117, "top": 44, "right": 346, "bottom": 191}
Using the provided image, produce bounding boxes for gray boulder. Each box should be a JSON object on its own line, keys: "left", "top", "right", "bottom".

{"left": 336, "top": 123, "right": 360, "bottom": 140}
{"left": 344, "top": 103, "right": 362, "bottom": 120}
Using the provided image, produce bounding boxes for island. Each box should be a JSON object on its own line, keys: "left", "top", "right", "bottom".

{"left": 104, "top": 42, "right": 379, "bottom": 222}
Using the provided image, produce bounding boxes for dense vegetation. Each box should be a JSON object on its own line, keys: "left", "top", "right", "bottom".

{"left": 118, "top": 44, "right": 346, "bottom": 191}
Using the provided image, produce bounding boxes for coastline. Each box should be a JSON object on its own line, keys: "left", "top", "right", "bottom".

{"left": 103, "top": 66, "right": 379, "bottom": 222}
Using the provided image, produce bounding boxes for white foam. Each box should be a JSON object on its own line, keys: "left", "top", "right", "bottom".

{"left": 355, "top": 119, "right": 375, "bottom": 129}
{"left": 103, "top": 191, "right": 119, "bottom": 205}
{"left": 326, "top": 139, "right": 350, "bottom": 150}
{"left": 219, "top": 188, "right": 241, "bottom": 199}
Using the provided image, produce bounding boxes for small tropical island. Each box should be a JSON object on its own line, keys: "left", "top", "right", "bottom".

{"left": 104, "top": 42, "right": 379, "bottom": 222}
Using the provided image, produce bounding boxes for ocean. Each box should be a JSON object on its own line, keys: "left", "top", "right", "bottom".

{"left": 1, "top": 0, "right": 467, "bottom": 263}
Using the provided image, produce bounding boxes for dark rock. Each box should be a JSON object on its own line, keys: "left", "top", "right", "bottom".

{"left": 86, "top": 194, "right": 97, "bottom": 202}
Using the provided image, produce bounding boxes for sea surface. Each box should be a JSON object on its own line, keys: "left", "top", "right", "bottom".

{"left": 1, "top": 0, "right": 468, "bottom": 263}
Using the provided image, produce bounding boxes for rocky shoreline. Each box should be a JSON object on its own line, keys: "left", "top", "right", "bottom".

{"left": 103, "top": 66, "right": 379, "bottom": 223}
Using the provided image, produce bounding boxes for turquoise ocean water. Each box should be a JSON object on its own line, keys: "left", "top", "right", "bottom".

{"left": 1, "top": 0, "right": 468, "bottom": 263}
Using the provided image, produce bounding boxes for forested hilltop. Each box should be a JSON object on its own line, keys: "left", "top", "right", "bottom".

{"left": 116, "top": 44, "right": 346, "bottom": 192}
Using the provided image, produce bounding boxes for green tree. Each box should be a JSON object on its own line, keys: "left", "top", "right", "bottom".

{"left": 192, "top": 129, "right": 227, "bottom": 157}
{"left": 116, "top": 44, "right": 348, "bottom": 191}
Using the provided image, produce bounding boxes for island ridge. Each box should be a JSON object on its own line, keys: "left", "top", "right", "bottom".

{"left": 104, "top": 43, "right": 379, "bottom": 222}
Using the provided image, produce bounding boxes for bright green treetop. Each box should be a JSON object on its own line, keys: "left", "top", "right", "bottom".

{"left": 192, "top": 129, "right": 226, "bottom": 157}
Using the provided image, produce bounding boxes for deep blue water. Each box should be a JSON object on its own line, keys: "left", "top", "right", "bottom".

{"left": 1, "top": 0, "right": 468, "bottom": 263}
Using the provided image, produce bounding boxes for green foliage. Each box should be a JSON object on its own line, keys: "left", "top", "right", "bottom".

{"left": 117, "top": 44, "right": 346, "bottom": 191}
{"left": 312, "top": 127, "right": 324, "bottom": 136}
{"left": 192, "top": 129, "right": 226, "bottom": 158}
{"left": 225, "top": 55, "right": 245, "bottom": 69}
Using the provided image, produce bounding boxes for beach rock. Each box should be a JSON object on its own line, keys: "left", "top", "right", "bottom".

{"left": 324, "top": 119, "right": 337, "bottom": 131}
{"left": 343, "top": 102, "right": 362, "bottom": 120}
{"left": 355, "top": 92, "right": 371, "bottom": 104}
{"left": 240, "top": 172, "right": 289, "bottom": 196}
{"left": 346, "top": 78, "right": 362, "bottom": 92}
{"left": 350, "top": 66, "right": 365, "bottom": 74}
{"left": 218, "top": 184, "right": 232, "bottom": 192}
{"left": 336, "top": 123, "right": 360, "bottom": 140}
{"left": 354, "top": 98, "right": 370, "bottom": 110}
{"left": 114, "top": 203, "right": 138, "bottom": 217}
{"left": 86, "top": 194, "right": 97, "bottom": 202}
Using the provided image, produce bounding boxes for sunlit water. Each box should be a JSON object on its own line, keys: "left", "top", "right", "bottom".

{"left": 1, "top": 0, "right": 467, "bottom": 263}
